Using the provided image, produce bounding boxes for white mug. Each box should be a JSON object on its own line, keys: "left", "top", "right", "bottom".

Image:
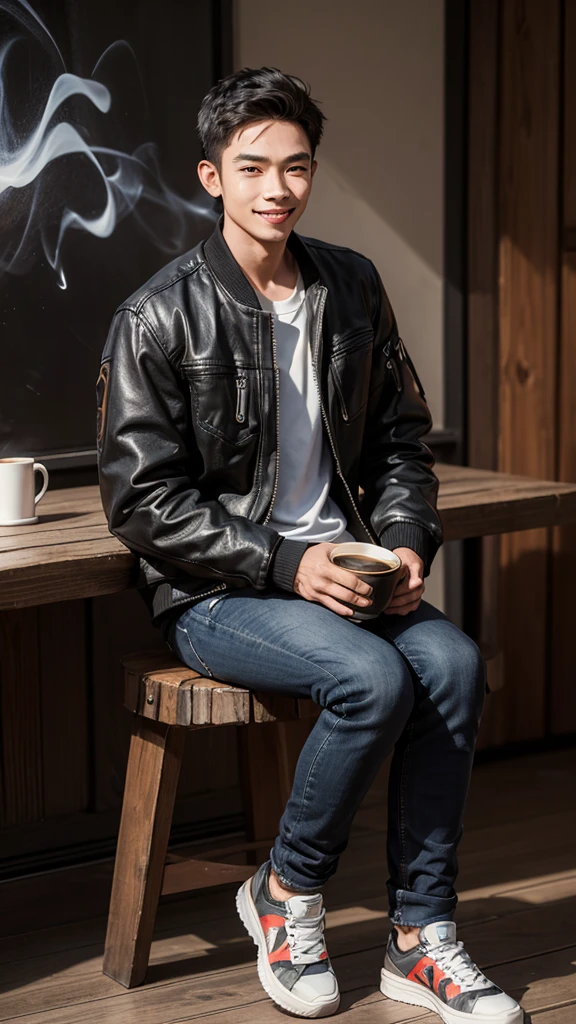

{"left": 0, "top": 457, "right": 49, "bottom": 525}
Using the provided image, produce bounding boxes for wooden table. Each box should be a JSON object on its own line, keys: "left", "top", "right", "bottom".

{"left": 1, "top": 463, "right": 576, "bottom": 611}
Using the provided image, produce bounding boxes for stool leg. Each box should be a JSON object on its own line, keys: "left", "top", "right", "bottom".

{"left": 238, "top": 719, "right": 313, "bottom": 864}
{"left": 103, "top": 716, "right": 186, "bottom": 987}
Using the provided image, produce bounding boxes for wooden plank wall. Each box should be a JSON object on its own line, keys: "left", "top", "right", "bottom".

{"left": 497, "top": 0, "right": 560, "bottom": 741}
{"left": 0, "top": 593, "right": 241, "bottom": 874}
{"left": 0, "top": 609, "right": 44, "bottom": 824}
{"left": 551, "top": 0, "right": 576, "bottom": 733}
{"left": 467, "top": 0, "right": 504, "bottom": 744}
{"left": 468, "top": 0, "right": 574, "bottom": 746}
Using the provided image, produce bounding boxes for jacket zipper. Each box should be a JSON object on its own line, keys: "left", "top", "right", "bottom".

{"left": 386, "top": 357, "right": 402, "bottom": 391}
{"left": 397, "top": 337, "right": 426, "bottom": 397}
{"left": 194, "top": 581, "right": 228, "bottom": 600}
{"left": 310, "top": 290, "right": 375, "bottom": 544}
{"left": 262, "top": 313, "right": 281, "bottom": 526}
{"left": 235, "top": 375, "right": 248, "bottom": 422}
{"left": 166, "top": 580, "right": 228, "bottom": 614}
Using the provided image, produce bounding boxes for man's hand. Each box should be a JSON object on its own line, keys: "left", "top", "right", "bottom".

{"left": 293, "top": 542, "right": 373, "bottom": 617}
{"left": 383, "top": 547, "right": 425, "bottom": 616}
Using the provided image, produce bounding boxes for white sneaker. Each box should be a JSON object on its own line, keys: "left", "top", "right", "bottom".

{"left": 236, "top": 860, "right": 340, "bottom": 1018}
{"left": 381, "top": 921, "right": 523, "bottom": 1023}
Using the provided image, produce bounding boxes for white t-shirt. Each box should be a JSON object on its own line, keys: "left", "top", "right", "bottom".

{"left": 255, "top": 272, "right": 355, "bottom": 545}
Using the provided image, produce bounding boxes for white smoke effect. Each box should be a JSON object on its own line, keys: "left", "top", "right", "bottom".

{"left": 0, "top": 0, "right": 216, "bottom": 289}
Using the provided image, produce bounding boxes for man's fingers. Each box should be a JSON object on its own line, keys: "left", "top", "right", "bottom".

{"left": 394, "top": 570, "right": 422, "bottom": 593}
{"left": 327, "top": 566, "right": 373, "bottom": 597}
{"left": 386, "top": 582, "right": 424, "bottom": 609}
{"left": 324, "top": 581, "right": 372, "bottom": 607}
{"left": 320, "top": 595, "right": 355, "bottom": 617}
{"left": 299, "top": 586, "right": 355, "bottom": 616}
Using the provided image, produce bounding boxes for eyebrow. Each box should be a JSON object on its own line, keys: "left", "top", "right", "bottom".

{"left": 232, "top": 151, "right": 311, "bottom": 164}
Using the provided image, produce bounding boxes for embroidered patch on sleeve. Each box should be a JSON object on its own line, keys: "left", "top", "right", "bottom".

{"left": 96, "top": 360, "right": 111, "bottom": 449}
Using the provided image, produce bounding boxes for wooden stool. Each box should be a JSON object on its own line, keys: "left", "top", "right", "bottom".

{"left": 102, "top": 650, "right": 319, "bottom": 988}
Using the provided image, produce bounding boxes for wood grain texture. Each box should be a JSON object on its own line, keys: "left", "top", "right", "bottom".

{"left": 551, "top": 253, "right": 576, "bottom": 732}
{"left": 160, "top": 857, "right": 252, "bottom": 896}
{"left": 102, "top": 717, "right": 186, "bottom": 988}
{"left": 564, "top": 0, "right": 576, "bottom": 234}
{"left": 495, "top": 0, "right": 561, "bottom": 743}
{"left": 466, "top": 0, "right": 503, "bottom": 690}
{"left": 499, "top": 0, "right": 560, "bottom": 483}
{"left": 191, "top": 678, "right": 250, "bottom": 726}
{"left": 0, "top": 548, "right": 137, "bottom": 609}
{"left": 467, "top": 0, "right": 499, "bottom": 473}
{"left": 0, "top": 750, "right": 574, "bottom": 1021}
{"left": 123, "top": 653, "right": 321, "bottom": 728}
{"left": 550, "top": 0, "right": 576, "bottom": 733}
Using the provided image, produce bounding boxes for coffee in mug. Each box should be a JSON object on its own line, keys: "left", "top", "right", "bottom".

{"left": 0, "top": 457, "right": 49, "bottom": 525}
{"left": 329, "top": 542, "right": 405, "bottom": 621}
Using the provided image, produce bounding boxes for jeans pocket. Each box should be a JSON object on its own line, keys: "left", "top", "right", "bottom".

{"left": 174, "top": 622, "right": 214, "bottom": 679}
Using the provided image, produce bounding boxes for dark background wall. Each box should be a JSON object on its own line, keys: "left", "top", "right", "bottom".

{"left": 0, "top": 0, "right": 219, "bottom": 463}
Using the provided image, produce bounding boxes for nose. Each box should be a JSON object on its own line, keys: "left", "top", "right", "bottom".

{"left": 262, "top": 168, "right": 291, "bottom": 201}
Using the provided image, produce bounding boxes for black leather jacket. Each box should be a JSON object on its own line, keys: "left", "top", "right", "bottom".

{"left": 96, "top": 218, "right": 443, "bottom": 629}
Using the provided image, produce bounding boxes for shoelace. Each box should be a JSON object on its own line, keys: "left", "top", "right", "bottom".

{"left": 430, "top": 941, "right": 491, "bottom": 992}
{"left": 285, "top": 907, "right": 327, "bottom": 964}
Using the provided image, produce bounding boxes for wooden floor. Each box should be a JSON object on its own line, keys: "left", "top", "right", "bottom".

{"left": 0, "top": 748, "right": 575, "bottom": 1023}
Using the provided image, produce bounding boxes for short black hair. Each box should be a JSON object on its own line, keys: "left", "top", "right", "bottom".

{"left": 197, "top": 66, "right": 326, "bottom": 169}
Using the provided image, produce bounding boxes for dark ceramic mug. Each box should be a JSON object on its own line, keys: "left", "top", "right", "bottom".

{"left": 329, "top": 542, "right": 406, "bottom": 622}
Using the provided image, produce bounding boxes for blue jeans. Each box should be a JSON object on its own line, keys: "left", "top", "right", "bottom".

{"left": 164, "top": 589, "right": 486, "bottom": 926}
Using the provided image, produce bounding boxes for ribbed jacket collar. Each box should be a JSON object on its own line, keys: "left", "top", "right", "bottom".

{"left": 203, "top": 215, "right": 321, "bottom": 309}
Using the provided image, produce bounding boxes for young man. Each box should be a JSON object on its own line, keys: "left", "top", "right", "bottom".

{"left": 97, "top": 68, "right": 522, "bottom": 1023}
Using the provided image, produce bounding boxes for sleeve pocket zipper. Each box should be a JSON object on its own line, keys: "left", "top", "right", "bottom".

{"left": 386, "top": 358, "right": 402, "bottom": 392}
{"left": 235, "top": 375, "right": 248, "bottom": 423}
{"left": 397, "top": 337, "right": 427, "bottom": 398}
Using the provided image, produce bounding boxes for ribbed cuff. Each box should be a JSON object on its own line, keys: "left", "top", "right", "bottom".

{"left": 378, "top": 522, "right": 433, "bottom": 577}
{"left": 271, "top": 538, "right": 311, "bottom": 592}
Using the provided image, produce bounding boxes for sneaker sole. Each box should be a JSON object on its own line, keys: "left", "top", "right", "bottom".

{"left": 236, "top": 877, "right": 340, "bottom": 1019}
{"left": 380, "top": 968, "right": 524, "bottom": 1024}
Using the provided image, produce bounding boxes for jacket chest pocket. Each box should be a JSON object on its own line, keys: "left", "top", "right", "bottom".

{"left": 184, "top": 368, "right": 260, "bottom": 446}
{"left": 329, "top": 330, "right": 374, "bottom": 423}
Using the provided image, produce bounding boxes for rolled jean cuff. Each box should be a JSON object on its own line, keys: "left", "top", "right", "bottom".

{"left": 270, "top": 850, "right": 327, "bottom": 895}
{"left": 387, "top": 884, "right": 457, "bottom": 926}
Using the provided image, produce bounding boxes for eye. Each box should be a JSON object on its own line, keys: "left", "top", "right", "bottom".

{"left": 288, "top": 165, "right": 307, "bottom": 173}
{"left": 241, "top": 166, "right": 260, "bottom": 173}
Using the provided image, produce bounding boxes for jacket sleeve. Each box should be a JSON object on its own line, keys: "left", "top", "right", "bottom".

{"left": 96, "top": 307, "right": 306, "bottom": 591}
{"left": 358, "top": 264, "right": 444, "bottom": 577}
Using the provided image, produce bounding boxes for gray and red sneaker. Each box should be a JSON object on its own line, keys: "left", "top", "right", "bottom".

{"left": 236, "top": 860, "right": 340, "bottom": 1018}
{"left": 381, "top": 921, "right": 523, "bottom": 1023}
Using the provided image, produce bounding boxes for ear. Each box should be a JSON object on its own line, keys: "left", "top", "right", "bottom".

{"left": 197, "top": 160, "right": 222, "bottom": 198}
{"left": 311, "top": 159, "right": 318, "bottom": 178}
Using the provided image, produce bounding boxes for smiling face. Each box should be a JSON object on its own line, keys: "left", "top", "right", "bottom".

{"left": 198, "top": 119, "right": 317, "bottom": 244}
